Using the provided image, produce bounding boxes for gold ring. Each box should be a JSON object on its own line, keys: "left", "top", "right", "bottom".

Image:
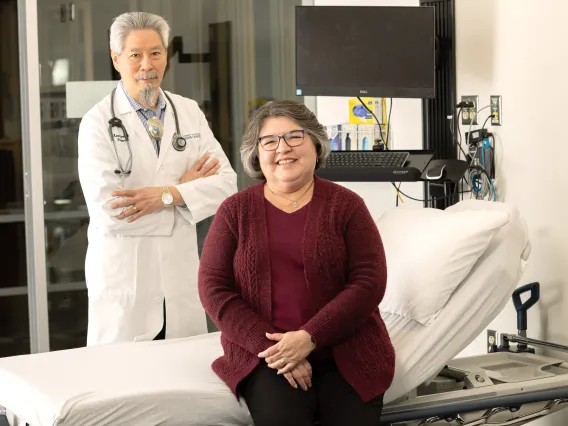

{"left": 133, "top": 205, "right": 138, "bottom": 212}
{"left": 279, "top": 359, "right": 285, "bottom": 366}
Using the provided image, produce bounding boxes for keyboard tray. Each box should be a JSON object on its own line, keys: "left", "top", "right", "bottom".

{"left": 316, "top": 150, "right": 434, "bottom": 182}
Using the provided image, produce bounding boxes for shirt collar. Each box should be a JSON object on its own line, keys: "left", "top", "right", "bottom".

{"left": 120, "top": 81, "right": 167, "bottom": 114}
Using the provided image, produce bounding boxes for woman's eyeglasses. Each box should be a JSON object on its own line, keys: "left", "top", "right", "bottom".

{"left": 258, "top": 129, "right": 307, "bottom": 151}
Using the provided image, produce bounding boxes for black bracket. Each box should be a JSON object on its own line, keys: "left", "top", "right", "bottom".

{"left": 169, "top": 36, "right": 210, "bottom": 64}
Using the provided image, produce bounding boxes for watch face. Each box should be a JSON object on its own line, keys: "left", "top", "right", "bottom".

{"left": 162, "top": 192, "right": 174, "bottom": 205}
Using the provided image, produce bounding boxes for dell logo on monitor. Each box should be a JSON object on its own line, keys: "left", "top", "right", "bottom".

{"left": 359, "top": 89, "right": 368, "bottom": 94}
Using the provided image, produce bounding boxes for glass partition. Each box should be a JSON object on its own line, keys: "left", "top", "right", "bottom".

{"left": 26, "top": 0, "right": 311, "bottom": 350}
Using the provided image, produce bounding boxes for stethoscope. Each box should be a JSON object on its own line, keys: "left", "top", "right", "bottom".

{"left": 108, "top": 88, "right": 188, "bottom": 175}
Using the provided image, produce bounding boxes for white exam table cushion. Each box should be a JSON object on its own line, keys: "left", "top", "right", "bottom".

{"left": 0, "top": 200, "right": 530, "bottom": 426}
{"left": 0, "top": 334, "right": 251, "bottom": 426}
{"left": 384, "top": 200, "right": 530, "bottom": 403}
{"left": 377, "top": 203, "right": 510, "bottom": 326}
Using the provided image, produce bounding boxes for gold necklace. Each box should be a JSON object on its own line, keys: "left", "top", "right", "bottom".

{"left": 266, "top": 179, "right": 314, "bottom": 209}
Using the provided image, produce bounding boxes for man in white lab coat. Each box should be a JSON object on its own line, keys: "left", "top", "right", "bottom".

{"left": 77, "top": 11, "right": 238, "bottom": 345}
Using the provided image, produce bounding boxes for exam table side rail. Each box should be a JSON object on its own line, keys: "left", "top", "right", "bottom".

{"left": 380, "top": 386, "right": 568, "bottom": 425}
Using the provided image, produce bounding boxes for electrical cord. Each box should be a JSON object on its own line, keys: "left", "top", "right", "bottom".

{"left": 448, "top": 108, "right": 470, "bottom": 202}
{"left": 376, "top": 99, "right": 403, "bottom": 207}
{"left": 357, "top": 97, "right": 384, "bottom": 145}
{"left": 481, "top": 114, "right": 493, "bottom": 131}
{"left": 489, "top": 134, "right": 496, "bottom": 179}
{"left": 466, "top": 105, "right": 492, "bottom": 149}
{"left": 454, "top": 101, "right": 474, "bottom": 151}
{"left": 356, "top": 97, "right": 404, "bottom": 204}
{"left": 468, "top": 165, "right": 495, "bottom": 201}
{"left": 396, "top": 185, "right": 470, "bottom": 204}
{"left": 449, "top": 108, "right": 471, "bottom": 203}
{"left": 456, "top": 108, "right": 463, "bottom": 154}
{"left": 385, "top": 97, "right": 393, "bottom": 146}
{"left": 450, "top": 108, "right": 469, "bottom": 161}
{"left": 479, "top": 114, "right": 497, "bottom": 180}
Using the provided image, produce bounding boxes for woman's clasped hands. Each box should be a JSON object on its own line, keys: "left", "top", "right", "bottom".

{"left": 258, "top": 330, "right": 316, "bottom": 391}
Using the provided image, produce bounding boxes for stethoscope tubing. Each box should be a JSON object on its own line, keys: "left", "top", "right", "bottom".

{"left": 108, "top": 88, "right": 187, "bottom": 175}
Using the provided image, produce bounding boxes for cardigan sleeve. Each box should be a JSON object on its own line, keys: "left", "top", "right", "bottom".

{"left": 301, "top": 195, "right": 387, "bottom": 349}
{"left": 198, "top": 202, "right": 275, "bottom": 355}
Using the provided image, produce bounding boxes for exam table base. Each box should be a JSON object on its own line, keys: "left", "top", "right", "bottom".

{"left": 387, "top": 400, "right": 568, "bottom": 426}
{"left": 382, "top": 351, "right": 568, "bottom": 426}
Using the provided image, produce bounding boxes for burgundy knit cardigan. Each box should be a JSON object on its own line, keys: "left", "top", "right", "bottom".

{"left": 198, "top": 176, "right": 395, "bottom": 402}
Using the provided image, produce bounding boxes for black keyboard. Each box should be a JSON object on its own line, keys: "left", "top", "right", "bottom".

{"left": 326, "top": 151, "right": 410, "bottom": 169}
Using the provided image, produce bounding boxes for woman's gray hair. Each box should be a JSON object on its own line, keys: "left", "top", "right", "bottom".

{"left": 109, "top": 12, "right": 171, "bottom": 55}
{"left": 241, "top": 100, "right": 330, "bottom": 180}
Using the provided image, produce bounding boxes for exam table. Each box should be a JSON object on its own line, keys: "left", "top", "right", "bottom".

{"left": 1, "top": 200, "right": 567, "bottom": 426}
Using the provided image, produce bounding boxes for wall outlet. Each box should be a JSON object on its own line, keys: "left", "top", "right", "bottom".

{"left": 461, "top": 95, "right": 478, "bottom": 125}
{"left": 490, "top": 95, "right": 502, "bottom": 126}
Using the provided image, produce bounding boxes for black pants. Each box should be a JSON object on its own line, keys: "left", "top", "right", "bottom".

{"left": 240, "top": 358, "right": 384, "bottom": 426}
{"left": 153, "top": 299, "right": 166, "bottom": 340}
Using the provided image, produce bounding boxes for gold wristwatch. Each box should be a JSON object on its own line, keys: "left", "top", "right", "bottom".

{"left": 161, "top": 186, "right": 174, "bottom": 207}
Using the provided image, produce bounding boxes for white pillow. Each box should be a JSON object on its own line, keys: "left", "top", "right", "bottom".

{"left": 376, "top": 204, "right": 510, "bottom": 326}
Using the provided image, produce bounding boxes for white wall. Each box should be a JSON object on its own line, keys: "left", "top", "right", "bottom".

{"left": 455, "top": 1, "right": 568, "bottom": 424}
{"left": 312, "top": 0, "right": 424, "bottom": 220}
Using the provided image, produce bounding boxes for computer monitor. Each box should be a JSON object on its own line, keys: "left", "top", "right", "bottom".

{"left": 295, "top": 6, "right": 436, "bottom": 99}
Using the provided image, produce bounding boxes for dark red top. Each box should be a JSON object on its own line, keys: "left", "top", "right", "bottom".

{"left": 265, "top": 199, "right": 312, "bottom": 333}
{"left": 265, "top": 200, "right": 333, "bottom": 360}
{"left": 198, "top": 177, "right": 395, "bottom": 403}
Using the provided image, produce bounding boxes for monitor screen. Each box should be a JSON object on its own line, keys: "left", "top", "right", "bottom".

{"left": 295, "top": 6, "right": 436, "bottom": 99}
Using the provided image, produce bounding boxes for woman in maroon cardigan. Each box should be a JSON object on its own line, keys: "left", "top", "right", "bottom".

{"left": 198, "top": 100, "right": 395, "bottom": 426}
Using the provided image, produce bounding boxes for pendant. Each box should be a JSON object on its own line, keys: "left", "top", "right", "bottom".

{"left": 146, "top": 116, "right": 164, "bottom": 140}
{"left": 293, "top": 201, "right": 298, "bottom": 208}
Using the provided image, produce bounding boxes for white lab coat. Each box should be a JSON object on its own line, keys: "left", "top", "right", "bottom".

{"left": 78, "top": 83, "right": 237, "bottom": 345}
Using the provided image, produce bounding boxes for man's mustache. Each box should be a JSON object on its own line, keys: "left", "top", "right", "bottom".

{"left": 136, "top": 72, "right": 158, "bottom": 81}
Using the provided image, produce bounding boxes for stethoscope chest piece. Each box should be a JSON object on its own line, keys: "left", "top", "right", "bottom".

{"left": 172, "top": 134, "right": 187, "bottom": 151}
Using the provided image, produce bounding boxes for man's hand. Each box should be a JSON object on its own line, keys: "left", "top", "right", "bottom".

{"left": 282, "top": 359, "right": 312, "bottom": 391}
{"left": 258, "top": 330, "right": 316, "bottom": 375}
{"left": 111, "top": 187, "right": 164, "bottom": 222}
{"left": 180, "top": 154, "right": 220, "bottom": 184}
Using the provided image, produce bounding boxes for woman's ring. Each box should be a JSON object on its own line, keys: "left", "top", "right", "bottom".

{"left": 133, "top": 205, "right": 138, "bottom": 212}
{"left": 279, "top": 359, "right": 285, "bottom": 366}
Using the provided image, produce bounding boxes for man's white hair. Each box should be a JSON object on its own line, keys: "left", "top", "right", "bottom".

{"left": 109, "top": 12, "right": 170, "bottom": 55}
